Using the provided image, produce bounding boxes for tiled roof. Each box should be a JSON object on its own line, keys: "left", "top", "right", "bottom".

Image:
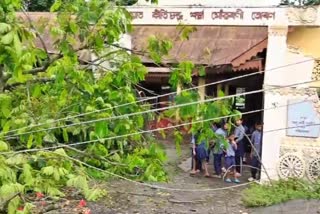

{"left": 132, "top": 26, "right": 268, "bottom": 66}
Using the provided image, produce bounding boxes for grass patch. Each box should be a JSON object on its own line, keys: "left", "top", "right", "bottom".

{"left": 242, "top": 178, "right": 320, "bottom": 207}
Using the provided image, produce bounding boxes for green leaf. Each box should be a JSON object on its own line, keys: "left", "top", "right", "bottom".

{"left": 0, "top": 140, "right": 9, "bottom": 151}
{"left": 84, "top": 188, "right": 106, "bottom": 201}
{"left": 54, "top": 148, "right": 68, "bottom": 157}
{"left": 63, "top": 129, "right": 69, "bottom": 142}
{"left": 44, "top": 133, "right": 56, "bottom": 143}
{"left": 32, "top": 84, "right": 42, "bottom": 97}
{"left": 13, "top": 34, "right": 22, "bottom": 56}
{"left": 46, "top": 186, "right": 64, "bottom": 197}
{"left": 198, "top": 66, "right": 206, "bottom": 77}
{"left": 177, "top": 25, "right": 197, "bottom": 41}
{"left": 6, "top": 154, "right": 26, "bottom": 165}
{"left": 20, "top": 164, "right": 34, "bottom": 185}
{"left": 27, "top": 135, "right": 33, "bottom": 149}
{"left": 50, "top": 0, "right": 62, "bottom": 12}
{"left": 8, "top": 196, "right": 20, "bottom": 214}
{"left": 82, "top": 82, "right": 94, "bottom": 94}
{"left": 67, "top": 175, "right": 88, "bottom": 190}
{"left": 42, "top": 166, "right": 54, "bottom": 176}
{"left": 1, "top": 31, "right": 14, "bottom": 45}
{"left": 95, "top": 121, "right": 108, "bottom": 138}
{"left": 0, "top": 23, "right": 12, "bottom": 34}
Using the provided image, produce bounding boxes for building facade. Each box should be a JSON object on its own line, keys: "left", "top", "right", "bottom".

{"left": 126, "top": 1, "right": 320, "bottom": 182}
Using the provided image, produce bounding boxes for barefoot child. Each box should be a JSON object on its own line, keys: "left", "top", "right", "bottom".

{"left": 190, "top": 132, "right": 209, "bottom": 177}
{"left": 190, "top": 134, "right": 201, "bottom": 175}
{"left": 224, "top": 134, "right": 240, "bottom": 183}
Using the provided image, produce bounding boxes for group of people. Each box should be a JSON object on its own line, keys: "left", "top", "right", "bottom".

{"left": 190, "top": 119, "right": 263, "bottom": 183}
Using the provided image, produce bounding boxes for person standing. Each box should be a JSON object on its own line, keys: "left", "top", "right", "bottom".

{"left": 234, "top": 118, "right": 245, "bottom": 175}
{"left": 190, "top": 132, "right": 209, "bottom": 177}
{"left": 248, "top": 122, "right": 263, "bottom": 181}
{"left": 224, "top": 134, "right": 240, "bottom": 183}
{"left": 212, "top": 122, "right": 228, "bottom": 178}
{"left": 190, "top": 134, "right": 201, "bottom": 175}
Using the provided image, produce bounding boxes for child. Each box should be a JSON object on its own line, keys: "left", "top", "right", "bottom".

{"left": 213, "top": 122, "right": 228, "bottom": 178}
{"left": 196, "top": 139, "right": 210, "bottom": 177}
{"left": 248, "top": 122, "right": 263, "bottom": 181}
{"left": 234, "top": 118, "right": 245, "bottom": 175}
{"left": 224, "top": 134, "right": 240, "bottom": 183}
{"left": 190, "top": 134, "right": 201, "bottom": 175}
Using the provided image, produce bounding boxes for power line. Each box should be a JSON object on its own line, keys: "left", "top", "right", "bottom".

{"left": 2, "top": 58, "right": 316, "bottom": 136}
{"left": 64, "top": 154, "right": 259, "bottom": 192}
{"left": 1, "top": 98, "right": 315, "bottom": 155}
{"left": 3, "top": 79, "right": 316, "bottom": 139}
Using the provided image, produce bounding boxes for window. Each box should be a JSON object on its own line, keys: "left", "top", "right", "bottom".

{"left": 235, "top": 87, "right": 246, "bottom": 110}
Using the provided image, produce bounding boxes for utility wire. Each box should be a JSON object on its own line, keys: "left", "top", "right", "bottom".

{"left": 2, "top": 58, "right": 316, "bottom": 136}
{"left": 1, "top": 98, "right": 316, "bottom": 155}
{"left": 3, "top": 79, "right": 316, "bottom": 139}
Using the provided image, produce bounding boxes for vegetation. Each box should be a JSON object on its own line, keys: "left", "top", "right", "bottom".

{"left": 24, "top": 0, "right": 158, "bottom": 11}
{"left": 242, "top": 179, "right": 320, "bottom": 207}
{"left": 0, "top": 0, "right": 239, "bottom": 213}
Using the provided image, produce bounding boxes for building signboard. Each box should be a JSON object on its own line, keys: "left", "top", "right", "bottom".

{"left": 287, "top": 100, "right": 320, "bottom": 138}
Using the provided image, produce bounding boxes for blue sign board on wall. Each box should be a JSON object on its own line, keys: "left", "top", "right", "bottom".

{"left": 287, "top": 100, "right": 320, "bottom": 138}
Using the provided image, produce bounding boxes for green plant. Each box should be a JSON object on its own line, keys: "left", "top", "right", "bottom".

{"left": 0, "top": 0, "right": 244, "bottom": 213}
{"left": 0, "top": 0, "right": 168, "bottom": 212}
{"left": 242, "top": 178, "right": 320, "bottom": 207}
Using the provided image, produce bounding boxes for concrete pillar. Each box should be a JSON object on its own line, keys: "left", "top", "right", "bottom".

{"left": 198, "top": 77, "right": 206, "bottom": 102}
{"left": 260, "top": 25, "right": 288, "bottom": 181}
{"left": 217, "top": 84, "right": 222, "bottom": 96}
{"left": 224, "top": 84, "right": 229, "bottom": 96}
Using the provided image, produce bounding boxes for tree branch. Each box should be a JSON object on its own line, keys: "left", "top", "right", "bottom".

{"left": 0, "top": 192, "right": 22, "bottom": 212}
{"left": 25, "top": 46, "right": 89, "bottom": 75}
{"left": 21, "top": 9, "right": 50, "bottom": 60}
{"left": 3, "top": 78, "right": 55, "bottom": 91}
{"left": 60, "top": 143, "right": 127, "bottom": 167}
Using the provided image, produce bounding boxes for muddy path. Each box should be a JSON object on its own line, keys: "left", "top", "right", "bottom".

{"left": 88, "top": 141, "right": 251, "bottom": 214}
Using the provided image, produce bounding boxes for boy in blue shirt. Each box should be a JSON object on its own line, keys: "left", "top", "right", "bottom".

{"left": 224, "top": 134, "right": 240, "bottom": 183}
{"left": 248, "top": 121, "right": 263, "bottom": 181}
{"left": 212, "top": 122, "right": 228, "bottom": 178}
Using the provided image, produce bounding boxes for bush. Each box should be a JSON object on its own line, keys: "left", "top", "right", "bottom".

{"left": 242, "top": 178, "right": 320, "bottom": 207}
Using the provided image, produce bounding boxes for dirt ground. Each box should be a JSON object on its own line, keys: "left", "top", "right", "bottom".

{"left": 87, "top": 141, "right": 252, "bottom": 214}
{"left": 40, "top": 139, "right": 320, "bottom": 214}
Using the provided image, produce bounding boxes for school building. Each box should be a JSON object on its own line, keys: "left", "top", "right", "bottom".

{"left": 20, "top": 0, "right": 320, "bottom": 182}
{"left": 125, "top": 0, "right": 320, "bottom": 182}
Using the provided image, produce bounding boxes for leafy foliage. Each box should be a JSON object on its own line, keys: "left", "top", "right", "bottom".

{"left": 242, "top": 178, "right": 320, "bottom": 207}
{"left": 1, "top": 0, "right": 243, "bottom": 212}
{"left": 0, "top": 0, "right": 167, "bottom": 211}
{"left": 24, "top": 0, "right": 159, "bottom": 11}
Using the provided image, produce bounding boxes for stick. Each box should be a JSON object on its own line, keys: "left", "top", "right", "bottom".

{"left": 168, "top": 198, "right": 206, "bottom": 204}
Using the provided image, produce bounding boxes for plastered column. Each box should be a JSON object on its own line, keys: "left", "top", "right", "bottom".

{"left": 198, "top": 77, "right": 206, "bottom": 102}
{"left": 261, "top": 26, "right": 288, "bottom": 181}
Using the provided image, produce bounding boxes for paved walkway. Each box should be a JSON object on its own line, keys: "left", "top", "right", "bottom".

{"left": 251, "top": 199, "right": 320, "bottom": 214}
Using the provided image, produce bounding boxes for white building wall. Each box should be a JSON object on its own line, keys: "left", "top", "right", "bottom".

{"left": 261, "top": 26, "right": 317, "bottom": 181}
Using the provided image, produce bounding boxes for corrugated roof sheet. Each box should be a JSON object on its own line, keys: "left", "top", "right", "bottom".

{"left": 132, "top": 26, "right": 268, "bottom": 65}
{"left": 16, "top": 12, "right": 91, "bottom": 61}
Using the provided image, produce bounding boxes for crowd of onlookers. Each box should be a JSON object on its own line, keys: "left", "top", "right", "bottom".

{"left": 190, "top": 119, "right": 263, "bottom": 183}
